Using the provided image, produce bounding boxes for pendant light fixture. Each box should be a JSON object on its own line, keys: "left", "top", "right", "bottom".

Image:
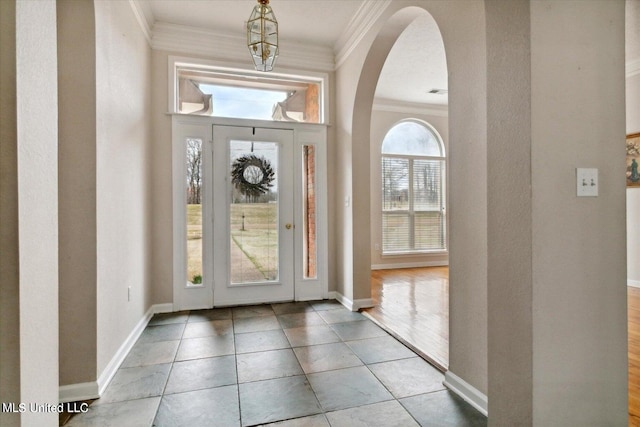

{"left": 247, "top": 0, "right": 279, "bottom": 72}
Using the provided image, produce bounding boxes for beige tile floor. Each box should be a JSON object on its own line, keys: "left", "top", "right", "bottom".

{"left": 63, "top": 301, "right": 486, "bottom": 427}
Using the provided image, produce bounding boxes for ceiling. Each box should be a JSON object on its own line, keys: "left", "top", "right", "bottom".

{"left": 139, "top": 0, "right": 364, "bottom": 49}
{"left": 137, "top": 0, "right": 447, "bottom": 106}
{"left": 137, "top": 0, "right": 639, "bottom": 109}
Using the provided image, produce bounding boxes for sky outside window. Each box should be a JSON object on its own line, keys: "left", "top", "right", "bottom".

{"left": 200, "top": 84, "right": 289, "bottom": 120}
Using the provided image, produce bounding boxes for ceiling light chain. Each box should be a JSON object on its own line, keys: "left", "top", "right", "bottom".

{"left": 247, "top": 0, "right": 279, "bottom": 72}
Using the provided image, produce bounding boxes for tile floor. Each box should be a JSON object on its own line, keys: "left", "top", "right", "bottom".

{"left": 64, "top": 300, "right": 487, "bottom": 427}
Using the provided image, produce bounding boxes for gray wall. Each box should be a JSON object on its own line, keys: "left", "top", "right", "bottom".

{"left": 95, "top": 0, "right": 153, "bottom": 376}
{"left": 58, "top": 0, "right": 97, "bottom": 387}
{"left": 56, "top": 0, "right": 154, "bottom": 389}
{"left": 0, "top": 3, "right": 20, "bottom": 425}
{"left": 485, "top": 1, "right": 533, "bottom": 421}
{"left": 0, "top": 1, "right": 60, "bottom": 425}
{"left": 529, "top": 1, "right": 627, "bottom": 423}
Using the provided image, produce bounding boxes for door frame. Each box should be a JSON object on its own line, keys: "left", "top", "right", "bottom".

{"left": 171, "top": 115, "right": 328, "bottom": 310}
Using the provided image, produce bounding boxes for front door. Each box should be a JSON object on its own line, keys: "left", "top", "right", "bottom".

{"left": 212, "top": 125, "right": 295, "bottom": 306}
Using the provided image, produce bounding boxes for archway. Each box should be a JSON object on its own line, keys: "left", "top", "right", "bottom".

{"left": 363, "top": 10, "right": 451, "bottom": 371}
{"left": 340, "top": 0, "right": 490, "bottom": 415}
{"left": 339, "top": 0, "right": 628, "bottom": 423}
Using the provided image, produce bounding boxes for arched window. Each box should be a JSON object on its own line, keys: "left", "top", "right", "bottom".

{"left": 381, "top": 120, "right": 446, "bottom": 253}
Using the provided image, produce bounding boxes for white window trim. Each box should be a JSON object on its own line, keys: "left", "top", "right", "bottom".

{"left": 167, "top": 55, "right": 330, "bottom": 124}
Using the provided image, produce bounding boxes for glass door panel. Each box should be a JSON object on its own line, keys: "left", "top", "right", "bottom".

{"left": 229, "top": 140, "right": 279, "bottom": 284}
{"left": 213, "top": 125, "right": 294, "bottom": 306}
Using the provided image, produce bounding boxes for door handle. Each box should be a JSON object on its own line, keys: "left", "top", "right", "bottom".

{"left": 285, "top": 223, "right": 293, "bottom": 230}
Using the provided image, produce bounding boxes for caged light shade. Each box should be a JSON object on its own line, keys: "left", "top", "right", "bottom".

{"left": 247, "top": 0, "right": 279, "bottom": 72}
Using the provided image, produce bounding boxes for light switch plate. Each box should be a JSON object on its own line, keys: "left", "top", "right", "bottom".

{"left": 576, "top": 168, "right": 598, "bottom": 197}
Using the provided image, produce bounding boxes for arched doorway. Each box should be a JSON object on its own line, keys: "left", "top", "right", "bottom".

{"left": 338, "top": 1, "right": 490, "bottom": 415}
{"left": 362, "top": 10, "right": 451, "bottom": 371}
{"left": 337, "top": 0, "right": 628, "bottom": 423}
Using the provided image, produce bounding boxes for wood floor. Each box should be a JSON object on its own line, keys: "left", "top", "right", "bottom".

{"left": 365, "top": 267, "right": 640, "bottom": 424}
{"left": 629, "top": 286, "right": 640, "bottom": 425}
{"left": 363, "top": 267, "right": 449, "bottom": 371}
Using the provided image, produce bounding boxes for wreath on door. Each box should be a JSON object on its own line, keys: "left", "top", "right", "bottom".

{"left": 231, "top": 154, "right": 275, "bottom": 199}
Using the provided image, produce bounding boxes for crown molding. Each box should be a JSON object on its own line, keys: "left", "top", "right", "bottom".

{"left": 152, "top": 22, "right": 245, "bottom": 59}
{"left": 276, "top": 40, "right": 336, "bottom": 72}
{"left": 129, "top": 0, "right": 152, "bottom": 43}
{"left": 151, "top": 22, "right": 335, "bottom": 72}
{"left": 628, "top": 58, "right": 640, "bottom": 78}
{"left": 334, "top": 0, "right": 392, "bottom": 69}
{"left": 373, "top": 98, "right": 449, "bottom": 117}
{"left": 129, "top": 0, "right": 388, "bottom": 72}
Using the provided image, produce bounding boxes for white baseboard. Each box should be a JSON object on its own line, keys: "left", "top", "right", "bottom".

{"left": 443, "top": 371, "right": 488, "bottom": 416}
{"left": 352, "top": 298, "right": 374, "bottom": 310}
{"left": 59, "top": 303, "right": 169, "bottom": 403}
{"left": 372, "top": 260, "right": 448, "bottom": 270}
{"left": 59, "top": 382, "right": 99, "bottom": 403}
{"left": 334, "top": 292, "right": 375, "bottom": 311}
{"left": 154, "top": 303, "right": 175, "bottom": 313}
{"left": 97, "top": 304, "right": 168, "bottom": 396}
{"left": 334, "top": 292, "right": 352, "bottom": 310}
{"left": 629, "top": 280, "right": 640, "bottom": 288}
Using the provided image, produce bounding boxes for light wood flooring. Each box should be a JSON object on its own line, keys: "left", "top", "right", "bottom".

{"left": 629, "top": 286, "right": 640, "bottom": 425}
{"left": 365, "top": 267, "right": 640, "bottom": 424}
{"left": 363, "top": 267, "right": 449, "bottom": 371}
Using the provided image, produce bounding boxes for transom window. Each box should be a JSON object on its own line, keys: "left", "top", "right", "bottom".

{"left": 173, "top": 62, "right": 325, "bottom": 124}
{"left": 381, "top": 120, "right": 446, "bottom": 254}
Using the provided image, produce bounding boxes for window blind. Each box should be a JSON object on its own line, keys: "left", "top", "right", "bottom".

{"left": 382, "top": 156, "right": 445, "bottom": 253}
